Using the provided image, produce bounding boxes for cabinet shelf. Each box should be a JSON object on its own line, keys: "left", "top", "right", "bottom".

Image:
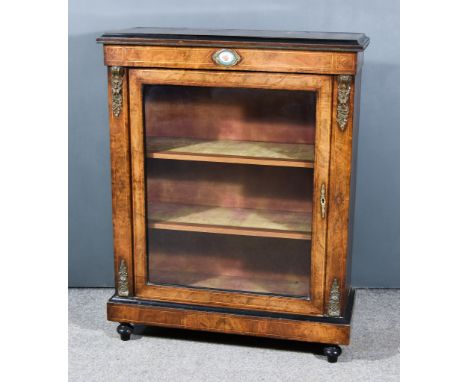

{"left": 146, "top": 137, "right": 314, "bottom": 168}
{"left": 150, "top": 270, "right": 309, "bottom": 298}
{"left": 148, "top": 202, "right": 312, "bottom": 240}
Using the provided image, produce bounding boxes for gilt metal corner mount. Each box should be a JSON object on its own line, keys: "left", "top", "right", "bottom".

{"left": 117, "top": 258, "right": 129, "bottom": 297}
{"left": 326, "top": 278, "right": 341, "bottom": 317}
{"left": 336, "top": 75, "right": 352, "bottom": 131}
{"left": 111, "top": 66, "right": 124, "bottom": 117}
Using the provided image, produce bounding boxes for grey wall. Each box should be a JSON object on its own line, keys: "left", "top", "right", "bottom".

{"left": 69, "top": 0, "right": 399, "bottom": 287}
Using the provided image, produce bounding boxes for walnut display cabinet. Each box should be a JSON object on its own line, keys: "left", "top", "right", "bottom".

{"left": 97, "top": 28, "right": 369, "bottom": 363}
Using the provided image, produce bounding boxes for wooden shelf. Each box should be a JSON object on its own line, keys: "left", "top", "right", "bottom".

{"left": 148, "top": 203, "right": 312, "bottom": 240}
{"left": 149, "top": 269, "right": 309, "bottom": 297}
{"left": 146, "top": 137, "right": 314, "bottom": 168}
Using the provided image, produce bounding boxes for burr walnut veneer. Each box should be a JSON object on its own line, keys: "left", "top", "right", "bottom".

{"left": 98, "top": 28, "right": 369, "bottom": 363}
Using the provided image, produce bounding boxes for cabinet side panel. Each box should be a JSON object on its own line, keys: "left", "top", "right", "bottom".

{"left": 325, "top": 75, "right": 356, "bottom": 316}
{"left": 107, "top": 67, "right": 134, "bottom": 296}
{"left": 346, "top": 53, "right": 364, "bottom": 294}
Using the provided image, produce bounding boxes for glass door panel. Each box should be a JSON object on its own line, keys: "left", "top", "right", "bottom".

{"left": 129, "top": 69, "right": 332, "bottom": 314}
{"left": 144, "top": 85, "right": 316, "bottom": 167}
{"left": 143, "top": 84, "right": 316, "bottom": 298}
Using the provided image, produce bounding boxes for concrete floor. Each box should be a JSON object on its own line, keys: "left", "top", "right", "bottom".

{"left": 69, "top": 288, "right": 399, "bottom": 382}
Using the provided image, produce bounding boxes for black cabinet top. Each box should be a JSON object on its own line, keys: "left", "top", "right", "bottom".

{"left": 97, "top": 27, "right": 369, "bottom": 52}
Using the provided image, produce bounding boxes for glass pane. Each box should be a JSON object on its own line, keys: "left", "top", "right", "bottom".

{"left": 144, "top": 85, "right": 316, "bottom": 144}
{"left": 148, "top": 230, "right": 310, "bottom": 297}
{"left": 143, "top": 84, "right": 316, "bottom": 298}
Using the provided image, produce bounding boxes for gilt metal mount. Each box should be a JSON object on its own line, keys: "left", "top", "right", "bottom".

{"left": 117, "top": 259, "right": 129, "bottom": 297}
{"left": 327, "top": 278, "right": 341, "bottom": 317}
{"left": 336, "top": 75, "right": 352, "bottom": 131}
{"left": 111, "top": 66, "right": 124, "bottom": 117}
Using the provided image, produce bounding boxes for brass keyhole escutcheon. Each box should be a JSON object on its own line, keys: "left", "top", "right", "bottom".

{"left": 320, "top": 184, "right": 327, "bottom": 218}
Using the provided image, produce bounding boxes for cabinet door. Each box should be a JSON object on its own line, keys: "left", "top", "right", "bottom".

{"left": 129, "top": 69, "right": 332, "bottom": 315}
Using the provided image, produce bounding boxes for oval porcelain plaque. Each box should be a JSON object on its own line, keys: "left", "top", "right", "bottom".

{"left": 212, "top": 49, "right": 241, "bottom": 67}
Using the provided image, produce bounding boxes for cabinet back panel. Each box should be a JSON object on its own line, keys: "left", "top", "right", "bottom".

{"left": 146, "top": 159, "right": 313, "bottom": 213}
{"left": 144, "top": 85, "right": 316, "bottom": 144}
{"left": 148, "top": 230, "right": 311, "bottom": 297}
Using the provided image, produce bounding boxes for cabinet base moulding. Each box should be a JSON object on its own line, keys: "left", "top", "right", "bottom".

{"left": 107, "top": 289, "right": 354, "bottom": 345}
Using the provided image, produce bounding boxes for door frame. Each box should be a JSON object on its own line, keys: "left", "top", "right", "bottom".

{"left": 129, "top": 68, "right": 332, "bottom": 315}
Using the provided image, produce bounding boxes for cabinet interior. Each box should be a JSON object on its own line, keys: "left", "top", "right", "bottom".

{"left": 143, "top": 84, "right": 316, "bottom": 298}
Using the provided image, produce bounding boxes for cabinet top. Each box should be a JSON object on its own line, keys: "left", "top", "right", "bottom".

{"left": 97, "top": 27, "right": 369, "bottom": 52}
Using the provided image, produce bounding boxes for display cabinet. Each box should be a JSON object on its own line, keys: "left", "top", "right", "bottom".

{"left": 97, "top": 28, "right": 369, "bottom": 362}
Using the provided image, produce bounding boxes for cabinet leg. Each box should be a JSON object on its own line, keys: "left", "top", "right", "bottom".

{"left": 323, "top": 345, "right": 342, "bottom": 363}
{"left": 117, "top": 323, "right": 134, "bottom": 341}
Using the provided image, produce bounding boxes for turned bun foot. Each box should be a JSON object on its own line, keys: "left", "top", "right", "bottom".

{"left": 117, "top": 323, "right": 134, "bottom": 341}
{"left": 323, "top": 345, "right": 342, "bottom": 363}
